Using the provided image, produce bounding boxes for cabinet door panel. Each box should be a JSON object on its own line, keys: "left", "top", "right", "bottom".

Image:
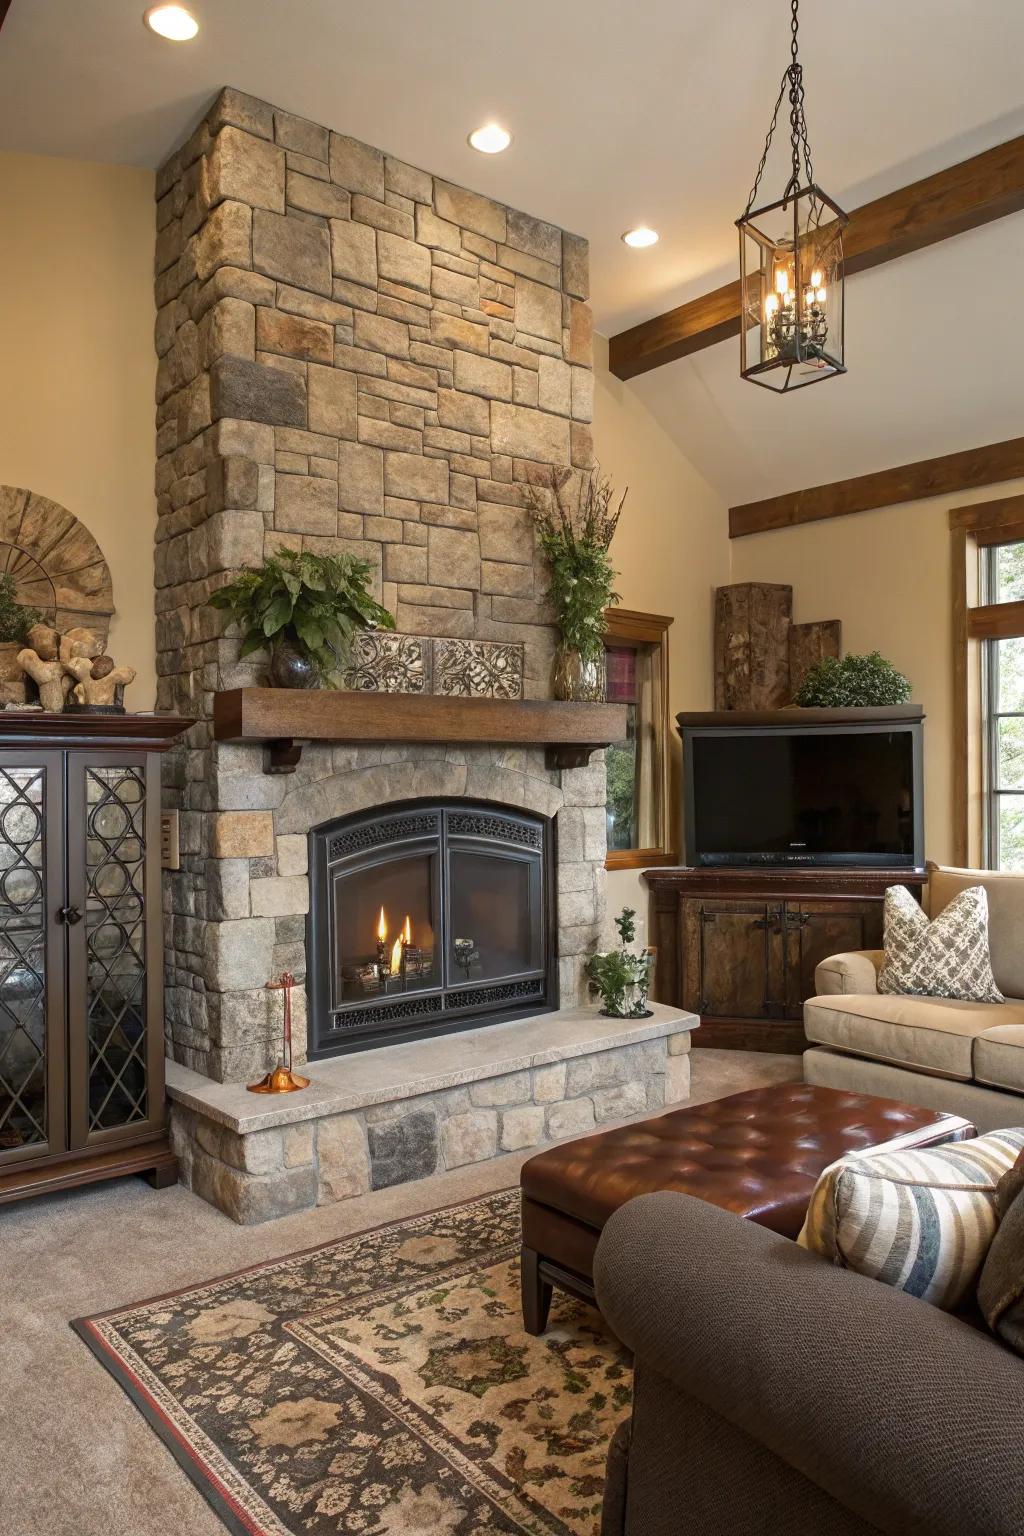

{"left": 689, "top": 901, "right": 777, "bottom": 1020}
{"left": 67, "top": 755, "right": 162, "bottom": 1148}
{"left": 0, "top": 754, "right": 65, "bottom": 1166}
{"left": 784, "top": 900, "right": 882, "bottom": 1017}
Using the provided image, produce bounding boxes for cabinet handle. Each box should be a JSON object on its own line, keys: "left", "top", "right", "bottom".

{"left": 57, "top": 905, "right": 82, "bottom": 926}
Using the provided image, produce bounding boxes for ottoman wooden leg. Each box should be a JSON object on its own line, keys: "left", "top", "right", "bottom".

{"left": 521, "top": 1245, "right": 553, "bottom": 1335}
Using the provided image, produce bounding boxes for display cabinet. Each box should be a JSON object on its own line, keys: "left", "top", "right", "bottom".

{"left": 0, "top": 715, "right": 190, "bottom": 1204}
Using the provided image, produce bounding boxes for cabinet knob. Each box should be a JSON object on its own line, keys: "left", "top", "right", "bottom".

{"left": 57, "top": 905, "right": 82, "bottom": 926}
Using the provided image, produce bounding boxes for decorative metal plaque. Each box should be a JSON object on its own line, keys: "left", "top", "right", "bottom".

{"left": 432, "top": 638, "right": 525, "bottom": 700}
{"left": 344, "top": 632, "right": 429, "bottom": 694}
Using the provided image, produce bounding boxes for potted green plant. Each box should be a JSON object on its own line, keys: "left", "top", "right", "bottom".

{"left": 795, "top": 651, "right": 911, "bottom": 707}
{"left": 530, "top": 466, "right": 624, "bottom": 700}
{"left": 209, "top": 547, "right": 395, "bottom": 688}
{"left": 584, "top": 907, "right": 654, "bottom": 1019}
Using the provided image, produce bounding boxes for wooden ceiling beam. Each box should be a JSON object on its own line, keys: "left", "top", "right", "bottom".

{"left": 609, "top": 134, "right": 1024, "bottom": 381}
{"left": 729, "top": 436, "right": 1024, "bottom": 539}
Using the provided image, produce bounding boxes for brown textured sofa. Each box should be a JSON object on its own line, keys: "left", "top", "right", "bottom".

{"left": 595, "top": 1190, "right": 1024, "bottom": 1536}
{"left": 804, "top": 864, "right": 1024, "bottom": 1132}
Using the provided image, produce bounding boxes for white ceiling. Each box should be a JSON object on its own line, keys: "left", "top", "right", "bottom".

{"left": 2, "top": 0, "right": 1023, "bottom": 503}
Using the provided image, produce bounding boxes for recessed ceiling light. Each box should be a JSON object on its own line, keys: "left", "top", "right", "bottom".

{"left": 622, "top": 226, "right": 659, "bottom": 249}
{"left": 144, "top": 4, "right": 199, "bottom": 40}
{"left": 469, "top": 123, "right": 512, "bottom": 155}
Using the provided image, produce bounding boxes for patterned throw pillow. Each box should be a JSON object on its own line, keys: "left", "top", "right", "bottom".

{"left": 877, "top": 883, "right": 1003, "bottom": 1002}
{"left": 798, "top": 1129, "right": 1024, "bottom": 1310}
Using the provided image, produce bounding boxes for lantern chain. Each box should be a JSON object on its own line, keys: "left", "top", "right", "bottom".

{"left": 742, "top": 0, "right": 816, "bottom": 217}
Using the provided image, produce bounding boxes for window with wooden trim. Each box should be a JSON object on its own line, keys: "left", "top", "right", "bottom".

{"left": 603, "top": 609, "right": 674, "bottom": 870}
{"left": 980, "top": 540, "right": 1024, "bottom": 868}
{"left": 951, "top": 496, "right": 1024, "bottom": 867}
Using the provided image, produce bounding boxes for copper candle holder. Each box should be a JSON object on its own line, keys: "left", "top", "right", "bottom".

{"left": 247, "top": 971, "right": 310, "bottom": 1094}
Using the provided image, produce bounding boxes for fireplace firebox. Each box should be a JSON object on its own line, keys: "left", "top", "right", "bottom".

{"left": 307, "top": 800, "right": 557, "bottom": 1056}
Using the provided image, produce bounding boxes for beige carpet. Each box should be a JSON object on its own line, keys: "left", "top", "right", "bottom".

{"left": 0, "top": 1048, "right": 799, "bottom": 1536}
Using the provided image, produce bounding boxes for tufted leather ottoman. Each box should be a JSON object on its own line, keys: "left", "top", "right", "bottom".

{"left": 520, "top": 1082, "right": 974, "bottom": 1333}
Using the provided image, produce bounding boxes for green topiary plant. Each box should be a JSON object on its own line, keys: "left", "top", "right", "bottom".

{"left": 795, "top": 650, "right": 911, "bottom": 708}
{"left": 0, "top": 573, "right": 41, "bottom": 645}
{"left": 209, "top": 547, "right": 394, "bottom": 686}
{"left": 584, "top": 907, "right": 654, "bottom": 1019}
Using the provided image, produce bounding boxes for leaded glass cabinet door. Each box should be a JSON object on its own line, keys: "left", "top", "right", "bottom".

{"left": 0, "top": 754, "right": 65, "bottom": 1167}
{"left": 66, "top": 754, "right": 164, "bottom": 1149}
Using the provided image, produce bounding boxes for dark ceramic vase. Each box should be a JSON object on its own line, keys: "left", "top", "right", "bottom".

{"left": 270, "top": 635, "right": 316, "bottom": 689}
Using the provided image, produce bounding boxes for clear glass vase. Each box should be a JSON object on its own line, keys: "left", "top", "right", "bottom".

{"left": 552, "top": 644, "right": 606, "bottom": 702}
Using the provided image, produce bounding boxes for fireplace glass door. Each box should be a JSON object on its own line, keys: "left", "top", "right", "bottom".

{"left": 309, "top": 801, "right": 555, "bottom": 1055}
{"left": 332, "top": 844, "right": 440, "bottom": 1008}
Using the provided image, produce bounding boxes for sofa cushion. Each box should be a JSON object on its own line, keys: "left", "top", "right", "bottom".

{"left": 878, "top": 883, "right": 1002, "bottom": 1003}
{"left": 976, "top": 1150, "right": 1024, "bottom": 1355}
{"left": 975, "top": 1025, "right": 1024, "bottom": 1093}
{"left": 928, "top": 863, "right": 1024, "bottom": 1000}
{"left": 803, "top": 993, "right": 1024, "bottom": 1080}
{"left": 798, "top": 1128, "right": 1024, "bottom": 1310}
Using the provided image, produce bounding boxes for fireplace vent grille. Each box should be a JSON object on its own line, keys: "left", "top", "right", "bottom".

{"left": 328, "top": 811, "right": 441, "bottom": 861}
{"left": 447, "top": 811, "right": 543, "bottom": 848}
{"left": 445, "top": 978, "right": 545, "bottom": 1010}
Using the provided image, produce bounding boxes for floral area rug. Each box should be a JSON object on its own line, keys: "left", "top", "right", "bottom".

{"left": 74, "top": 1188, "right": 630, "bottom": 1536}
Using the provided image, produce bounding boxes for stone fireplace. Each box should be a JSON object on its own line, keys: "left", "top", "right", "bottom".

{"left": 152, "top": 88, "right": 695, "bottom": 1220}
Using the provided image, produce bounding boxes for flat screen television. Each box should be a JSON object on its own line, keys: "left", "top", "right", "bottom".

{"left": 681, "top": 720, "right": 923, "bottom": 868}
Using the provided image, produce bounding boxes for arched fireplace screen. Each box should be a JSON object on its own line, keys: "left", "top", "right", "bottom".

{"left": 307, "top": 799, "right": 557, "bottom": 1057}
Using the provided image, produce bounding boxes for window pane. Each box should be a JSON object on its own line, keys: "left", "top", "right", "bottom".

{"left": 996, "top": 794, "right": 1024, "bottom": 871}
{"left": 606, "top": 645, "right": 637, "bottom": 704}
{"left": 998, "top": 717, "right": 1024, "bottom": 790}
{"left": 606, "top": 706, "right": 638, "bottom": 850}
{"left": 604, "top": 630, "right": 667, "bottom": 854}
{"left": 990, "top": 541, "right": 1024, "bottom": 604}
{"left": 996, "top": 635, "right": 1024, "bottom": 713}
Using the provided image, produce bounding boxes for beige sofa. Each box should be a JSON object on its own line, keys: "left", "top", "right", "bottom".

{"left": 804, "top": 864, "right": 1024, "bottom": 1132}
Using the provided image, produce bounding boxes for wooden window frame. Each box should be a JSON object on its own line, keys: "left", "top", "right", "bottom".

{"left": 951, "top": 494, "right": 1024, "bottom": 864}
{"left": 602, "top": 607, "right": 675, "bottom": 871}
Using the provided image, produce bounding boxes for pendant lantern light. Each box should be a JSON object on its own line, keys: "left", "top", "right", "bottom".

{"left": 737, "top": 0, "right": 848, "bottom": 391}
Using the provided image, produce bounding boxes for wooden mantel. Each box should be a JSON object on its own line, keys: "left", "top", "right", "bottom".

{"left": 213, "top": 689, "right": 627, "bottom": 774}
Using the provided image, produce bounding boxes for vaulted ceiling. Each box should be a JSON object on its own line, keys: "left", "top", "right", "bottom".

{"left": 3, "top": 0, "right": 1023, "bottom": 504}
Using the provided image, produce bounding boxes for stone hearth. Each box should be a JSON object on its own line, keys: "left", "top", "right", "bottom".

{"left": 168, "top": 1004, "right": 697, "bottom": 1224}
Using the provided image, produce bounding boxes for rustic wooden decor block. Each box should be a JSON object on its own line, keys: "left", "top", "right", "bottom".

{"left": 714, "top": 583, "right": 792, "bottom": 710}
{"left": 789, "top": 619, "right": 841, "bottom": 699}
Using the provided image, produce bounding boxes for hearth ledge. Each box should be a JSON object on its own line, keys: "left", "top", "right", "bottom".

{"left": 166, "top": 1002, "right": 698, "bottom": 1134}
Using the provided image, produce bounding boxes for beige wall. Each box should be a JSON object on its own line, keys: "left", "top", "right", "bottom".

{"left": 0, "top": 151, "right": 157, "bottom": 706}
{"left": 592, "top": 334, "right": 730, "bottom": 936}
{"left": 730, "top": 477, "right": 1024, "bottom": 867}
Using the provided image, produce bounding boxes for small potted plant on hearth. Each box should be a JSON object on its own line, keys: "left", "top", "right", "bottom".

{"left": 585, "top": 907, "right": 654, "bottom": 1019}
{"left": 529, "top": 465, "right": 625, "bottom": 700}
{"left": 209, "top": 547, "right": 395, "bottom": 688}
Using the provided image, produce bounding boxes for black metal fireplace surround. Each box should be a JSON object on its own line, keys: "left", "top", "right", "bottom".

{"left": 307, "top": 799, "right": 557, "bottom": 1057}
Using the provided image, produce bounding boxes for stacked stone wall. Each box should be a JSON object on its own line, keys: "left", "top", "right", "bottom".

{"left": 153, "top": 89, "right": 600, "bottom": 1081}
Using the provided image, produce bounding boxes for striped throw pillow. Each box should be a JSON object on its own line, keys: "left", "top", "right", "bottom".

{"left": 797, "top": 1129, "right": 1024, "bottom": 1310}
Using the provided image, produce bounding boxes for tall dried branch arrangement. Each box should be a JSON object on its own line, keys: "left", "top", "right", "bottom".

{"left": 528, "top": 466, "right": 626, "bottom": 662}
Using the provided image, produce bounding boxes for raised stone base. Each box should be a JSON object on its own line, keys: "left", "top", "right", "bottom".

{"left": 167, "top": 1003, "right": 698, "bottom": 1223}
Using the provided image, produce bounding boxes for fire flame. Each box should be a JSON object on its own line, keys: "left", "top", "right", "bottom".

{"left": 403, "top": 914, "right": 412, "bottom": 944}
{"left": 376, "top": 905, "right": 387, "bottom": 941}
{"left": 390, "top": 935, "right": 404, "bottom": 973}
